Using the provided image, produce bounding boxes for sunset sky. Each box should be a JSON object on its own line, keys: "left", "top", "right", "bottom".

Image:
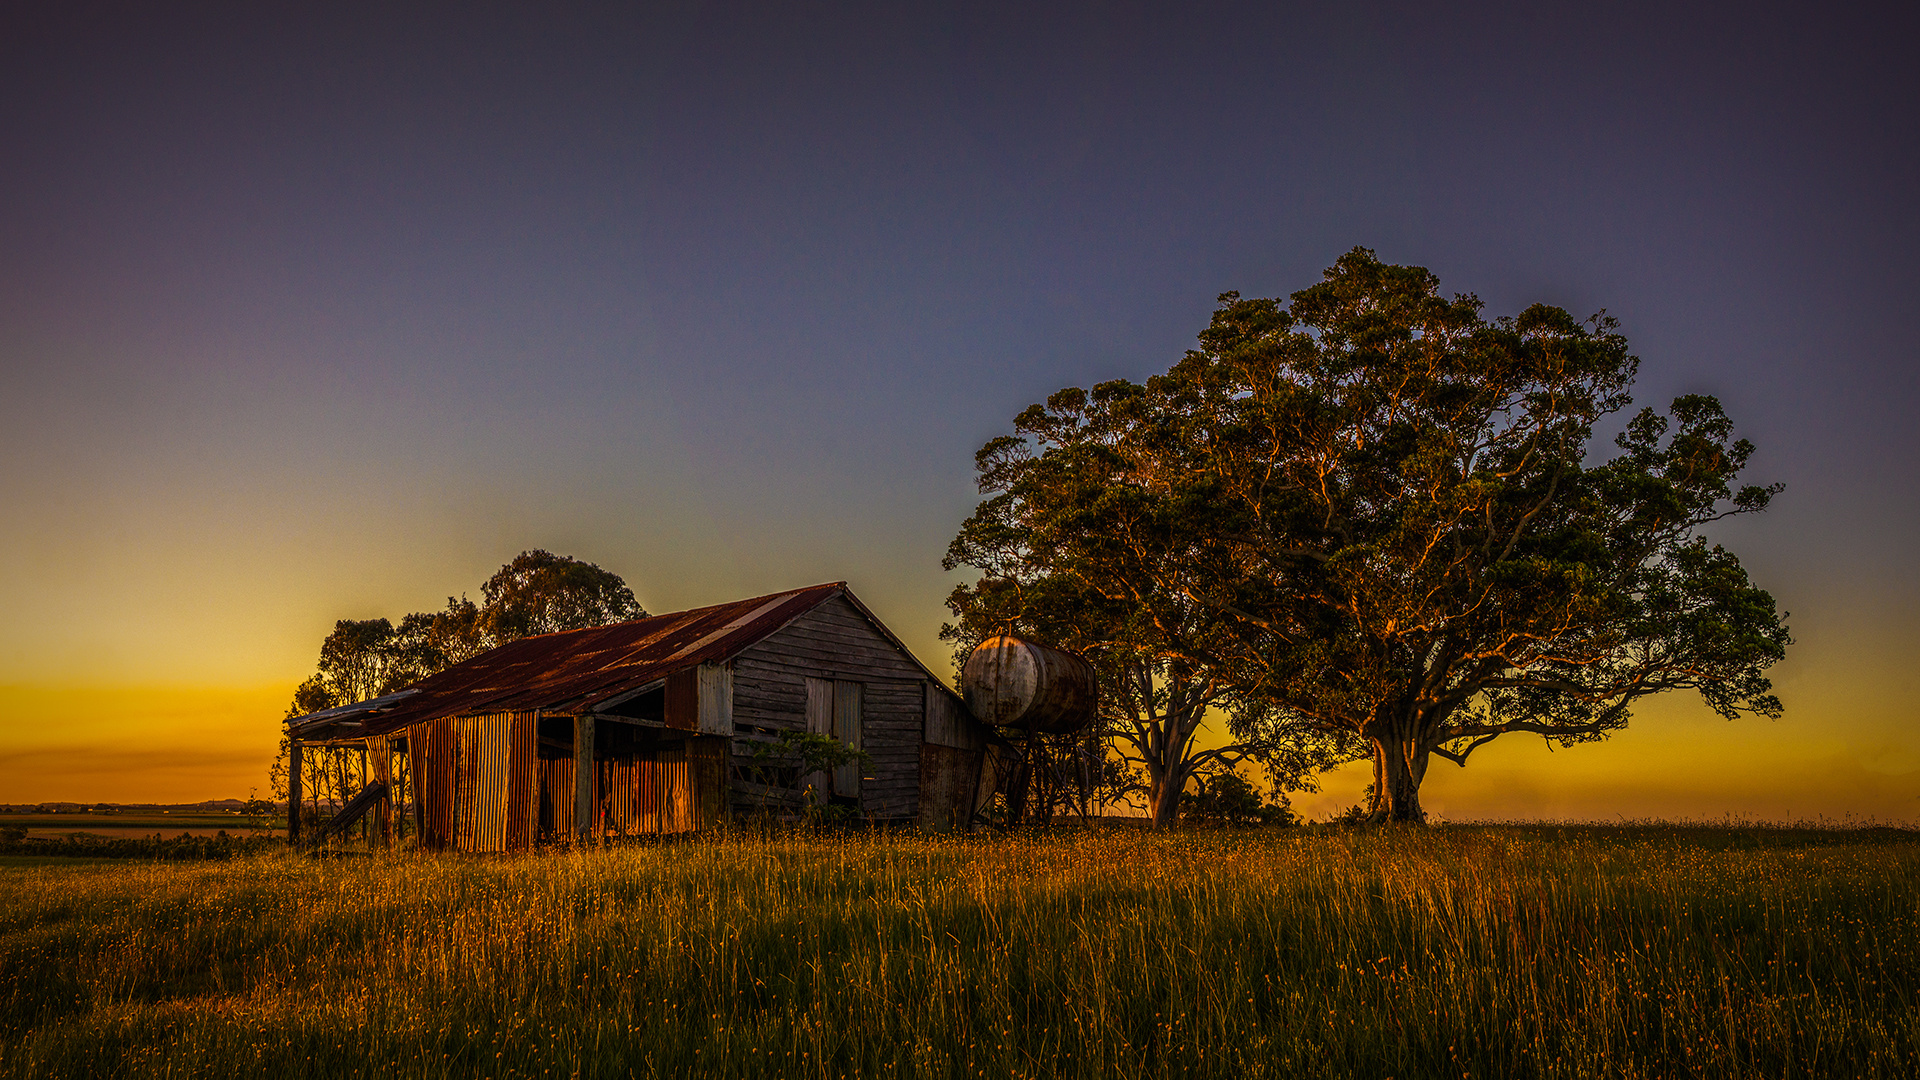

{"left": 3, "top": 2, "right": 1915, "bottom": 820}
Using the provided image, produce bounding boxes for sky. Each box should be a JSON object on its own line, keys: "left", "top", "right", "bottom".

{"left": 2, "top": 1, "right": 1915, "bottom": 819}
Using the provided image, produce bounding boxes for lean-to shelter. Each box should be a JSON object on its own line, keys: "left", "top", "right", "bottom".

{"left": 285, "top": 583, "right": 998, "bottom": 851}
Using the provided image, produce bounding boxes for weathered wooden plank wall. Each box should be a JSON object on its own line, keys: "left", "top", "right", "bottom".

{"left": 925, "top": 685, "right": 984, "bottom": 750}
{"left": 919, "top": 682, "right": 986, "bottom": 831}
{"left": 918, "top": 744, "right": 981, "bottom": 832}
{"left": 731, "top": 595, "right": 938, "bottom": 820}
{"left": 861, "top": 679, "right": 923, "bottom": 818}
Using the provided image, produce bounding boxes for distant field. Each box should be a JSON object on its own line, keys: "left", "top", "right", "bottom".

{"left": 0, "top": 813, "right": 269, "bottom": 840}
{"left": 1, "top": 825, "right": 1915, "bottom": 1078}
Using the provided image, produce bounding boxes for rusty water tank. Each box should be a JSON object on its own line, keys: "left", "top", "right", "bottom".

{"left": 962, "top": 635, "right": 1097, "bottom": 734}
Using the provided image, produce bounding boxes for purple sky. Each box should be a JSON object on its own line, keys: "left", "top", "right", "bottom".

{"left": 3, "top": 2, "right": 1915, "bottom": 815}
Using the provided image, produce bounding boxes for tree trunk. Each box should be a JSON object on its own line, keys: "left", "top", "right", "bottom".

{"left": 1145, "top": 755, "right": 1196, "bottom": 830}
{"left": 288, "top": 740, "right": 303, "bottom": 846}
{"left": 1148, "top": 776, "right": 1182, "bottom": 829}
{"left": 1370, "top": 733, "right": 1429, "bottom": 823}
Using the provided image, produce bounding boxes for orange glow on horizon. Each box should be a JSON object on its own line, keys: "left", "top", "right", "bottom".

{"left": 0, "top": 683, "right": 292, "bottom": 804}
{"left": 1, "top": 586, "right": 1913, "bottom": 821}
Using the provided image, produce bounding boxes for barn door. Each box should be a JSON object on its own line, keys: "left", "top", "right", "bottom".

{"left": 832, "top": 680, "right": 862, "bottom": 800}
{"left": 804, "top": 677, "right": 863, "bottom": 803}
{"left": 804, "top": 677, "right": 833, "bottom": 803}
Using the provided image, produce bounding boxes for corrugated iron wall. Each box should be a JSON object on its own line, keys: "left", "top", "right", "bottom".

{"left": 456, "top": 712, "right": 510, "bottom": 852}
{"left": 541, "top": 755, "right": 578, "bottom": 837}
{"left": 411, "top": 715, "right": 730, "bottom": 850}
{"left": 408, "top": 716, "right": 458, "bottom": 850}
{"left": 534, "top": 733, "right": 727, "bottom": 840}
{"left": 410, "top": 720, "right": 430, "bottom": 845}
{"left": 505, "top": 712, "right": 537, "bottom": 851}
{"left": 445, "top": 711, "right": 541, "bottom": 854}
{"left": 601, "top": 746, "right": 692, "bottom": 835}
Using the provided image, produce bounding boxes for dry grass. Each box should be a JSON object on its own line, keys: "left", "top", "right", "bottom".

{"left": 1, "top": 824, "right": 1915, "bottom": 1078}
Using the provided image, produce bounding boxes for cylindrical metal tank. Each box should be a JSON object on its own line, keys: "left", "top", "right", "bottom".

{"left": 962, "top": 635, "right": 1097, "bottom": 734}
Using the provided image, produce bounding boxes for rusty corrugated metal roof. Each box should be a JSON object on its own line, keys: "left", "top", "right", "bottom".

{"left": 289, "top": 582, "right": 849, "bottom": 740}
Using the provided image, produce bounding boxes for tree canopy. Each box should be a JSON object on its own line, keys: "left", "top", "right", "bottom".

{"left": 946, "top": 248, "right": 1789, "bottom": 822}
{"left": 944, "top": 431, "right": 1337, "bottom": 827}
{"left": 284, "top": 550, "right": 645, "bottom": 719}
{"left": 477, "top": 549, "right": 645, "bottom": 642}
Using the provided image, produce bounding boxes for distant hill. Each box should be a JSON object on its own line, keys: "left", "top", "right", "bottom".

{"left": 0, "top": 799, "right": 280, "bottom": 814}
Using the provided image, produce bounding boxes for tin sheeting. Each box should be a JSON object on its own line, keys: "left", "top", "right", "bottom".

{"left": 505, "top": 713, "right": 537, "bottom": 851}
{"left": 456, "top": 712, "right": 512, "bottom": 853}
{"left": 290, "top": 583, "right": 848, "bottom": 741}
{"left": 602, "top": 752, "right": 692, "bottom": 835}
{"left": 541, "top": 756, "right": 578, "bottom": 837}
{"left": 411, "top": 716, "right": 457, "bottom": 850}
{"left": 534, "top": 742, "right": 722, "bottom": 839}
{"left": 422, "top": 711, "right": 541, "bottom": 854}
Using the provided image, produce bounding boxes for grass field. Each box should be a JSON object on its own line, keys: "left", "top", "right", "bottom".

{"left": 1, "top": 824, "right": 1915, "bottom": 1078}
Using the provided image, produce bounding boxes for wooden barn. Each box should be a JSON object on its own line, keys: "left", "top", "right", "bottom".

{"left": 285, "top": 583, "right": 999, "bottom": 852}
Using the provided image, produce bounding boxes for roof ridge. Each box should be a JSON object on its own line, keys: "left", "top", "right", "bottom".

{"left": 515, "top": 581, "right": 848, "bottom": 640}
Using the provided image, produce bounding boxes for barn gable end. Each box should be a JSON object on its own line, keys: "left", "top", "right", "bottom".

{"left": 732, "top": 594, "right": 942, "bottom": 819}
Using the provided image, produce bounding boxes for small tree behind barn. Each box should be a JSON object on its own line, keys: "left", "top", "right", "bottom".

{"left": 273, "top": 551, "right": 644, "bottom": 840}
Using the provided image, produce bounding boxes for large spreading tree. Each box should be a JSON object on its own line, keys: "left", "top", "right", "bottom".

{"left": 947, "top": 249, "right": 1789, "bottom": 822}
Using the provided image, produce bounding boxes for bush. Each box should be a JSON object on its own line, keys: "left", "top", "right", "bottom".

{"left": 0, "top": 831, "right": 279, "bottom": 860}
{"left": 1186, "top": 772, "right": 1297, "bottom": 826}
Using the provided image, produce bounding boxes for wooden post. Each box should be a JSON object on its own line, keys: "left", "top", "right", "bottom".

{"left": 358, "top": 745, "right": 370, "bottom": 843}
{"left": 288, "top": 739, "right": 303, "bottom": 846}
{"left": 573, "top": 714, "right": 595, "bottom": 846}
{"left": 367, "top": 736, "right": 393, "bottom": 849}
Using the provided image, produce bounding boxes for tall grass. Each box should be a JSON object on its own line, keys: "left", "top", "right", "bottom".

{"left": 1, "top": 825, "right": 1915, "bottom": 1078}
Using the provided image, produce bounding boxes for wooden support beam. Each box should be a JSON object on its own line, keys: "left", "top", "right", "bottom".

{"left": 288, "top": 740, "right": 303, "bottom": 846}
{"left": 308, "top": 782, "right": 390, "bottom": 847}
{"left": 573, "top": 714, "right": 595, "bottom": 846}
